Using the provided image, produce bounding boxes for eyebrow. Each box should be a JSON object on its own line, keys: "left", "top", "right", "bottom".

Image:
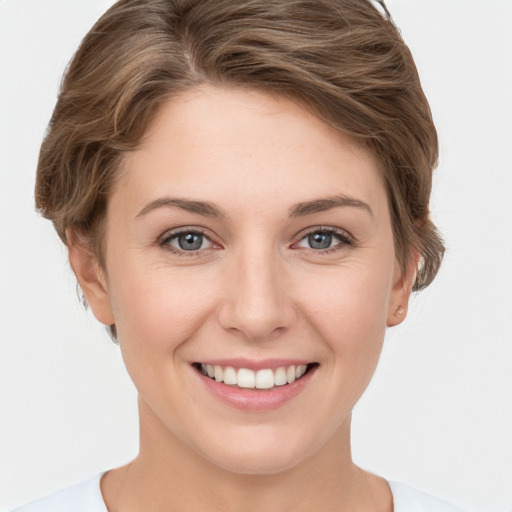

{"left": 135, "top": 193, "right": 373, "bottom": 220}
{"left": 136, "top": 197, "right": 227, "bottom": 219}
{"left": 289, "top": 194, "right": 373, "bottom": 218}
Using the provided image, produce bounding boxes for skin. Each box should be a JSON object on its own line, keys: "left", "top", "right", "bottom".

{"left": 68, "top": 86, "right": 417, "bottom": 511}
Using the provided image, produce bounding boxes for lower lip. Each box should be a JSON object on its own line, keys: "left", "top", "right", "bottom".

{"left": 196, "top": 367, "right": 317, "bottom": 412}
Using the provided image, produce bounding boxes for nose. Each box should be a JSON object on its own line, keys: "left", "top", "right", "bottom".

{"left": 217, "top": 246, "right": 295, "bottom": 342}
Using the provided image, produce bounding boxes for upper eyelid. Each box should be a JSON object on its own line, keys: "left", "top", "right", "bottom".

{"left": 294, "top": 226, "right": 353, "bottom": 242}
{"left": 157, "top": 225, "right": 354, "bottom": 250}
{"left": 160, "top": 226, "right": 215, "bottom": 243}
{"left": 158, "top": 228, "right": 219, "bottom": 257}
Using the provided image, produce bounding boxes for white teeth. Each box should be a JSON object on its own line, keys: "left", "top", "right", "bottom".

{"left": 223, "top": 366, "right": 237, "bottom": 385}
{"left": 296, "top": 365, "right": 307, "bottom": 379}
{"left": 238, "top": 368, "right": 256, "bottom": 388}
{"left": 274, "top": 367, "right": 287, "bottom": 386}
{"left": 199, "top": 363, "right": 313, "bottom": 389}
{"left": 286, "top": 366, "right": 296, "bottom": 384}
{"left": 214, "top": 365, "right": 223, "bottom": 382}
{"left": 256, "top": 369, "right": 274, "bottom": 389}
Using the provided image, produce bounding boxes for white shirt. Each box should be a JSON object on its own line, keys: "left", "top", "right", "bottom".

{"left": 11, "top": 474, "right": 465, "bottom": 512}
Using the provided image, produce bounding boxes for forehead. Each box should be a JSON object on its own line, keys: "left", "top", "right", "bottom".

{"left": 113, "top": 85, "right": 387, "bottom": 217}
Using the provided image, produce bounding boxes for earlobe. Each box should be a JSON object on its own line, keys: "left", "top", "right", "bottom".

{"left": 66, "top": 229, "right": 115, "bottom": 326}
{"left": 387, "top": 251, "right": 420, "bottom": 327}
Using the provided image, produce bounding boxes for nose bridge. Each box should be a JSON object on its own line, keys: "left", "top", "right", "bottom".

{"left": 219, "top": 240, "right": 293, "bottom": 341}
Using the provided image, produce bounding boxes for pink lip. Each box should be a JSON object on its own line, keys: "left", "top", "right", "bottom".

{"left": 194, "top": 364, "right": 317, "bottom": 412}
{"left": 196, "top": 358, "right": 311, "bottom": 371}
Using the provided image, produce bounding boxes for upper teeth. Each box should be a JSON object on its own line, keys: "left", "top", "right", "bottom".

{"left": 200, "top": 364, "right": 308, "bottom": 389}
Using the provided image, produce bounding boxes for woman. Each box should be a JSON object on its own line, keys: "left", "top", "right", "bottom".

{"left": 11, "top": 0, "right": 464, "bottom": 510}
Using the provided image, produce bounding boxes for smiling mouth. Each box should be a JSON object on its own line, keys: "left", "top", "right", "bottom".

{"left": 193, "top": 363, "right": 318, "bottom": 390}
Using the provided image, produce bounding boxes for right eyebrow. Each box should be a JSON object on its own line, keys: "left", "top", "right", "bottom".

{"left": 136, "top": 197, "right": 227, "bottom": 219}
{"left": 288, "top": 194, "right": 374, "bottom": 218}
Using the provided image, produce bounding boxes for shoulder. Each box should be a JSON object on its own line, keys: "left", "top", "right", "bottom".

{"left": 389, "top": 481, "right": 466, "bottom": 512}
{"left": 10, "top": 473, "right": 107, "bottom": 512}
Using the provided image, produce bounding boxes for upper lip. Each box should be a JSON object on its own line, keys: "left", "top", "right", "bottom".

{"left": 193, "top": 358, "right": 314, "bottom": 371}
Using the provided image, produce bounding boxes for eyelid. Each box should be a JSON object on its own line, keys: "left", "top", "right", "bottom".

{"left": 158, "top": 226, "right": 221, "bottom": 255}
{"left": 157, "top": 225, "right": 354, "bottom": 256}
{"left": 292, "top": 226, "right": 355, "bottom": 252}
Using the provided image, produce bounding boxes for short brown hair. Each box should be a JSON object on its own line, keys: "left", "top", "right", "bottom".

{"left": 36, "top": 0, "right": 444, "bottom": 291}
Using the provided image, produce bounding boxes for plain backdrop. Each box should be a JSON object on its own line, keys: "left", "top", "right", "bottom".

{"left": 1, "top": 1, "right": 511, "bottom": 511}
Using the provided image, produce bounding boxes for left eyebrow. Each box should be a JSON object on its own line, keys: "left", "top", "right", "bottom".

{"left": 288, "top": 194, "right": 373, "bottom": 218}
{"left": 136, "top": 197, "right": 227, "bottom": 219}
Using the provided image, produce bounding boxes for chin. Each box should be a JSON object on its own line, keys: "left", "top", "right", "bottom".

{"left": 192, "top": 426, "right": 319, "bottom": 476}
{"left": 203, "top": 449, "right": 305, "bottom": 476}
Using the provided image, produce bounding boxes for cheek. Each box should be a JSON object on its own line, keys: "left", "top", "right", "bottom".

{"left": 106, "top": 265, "right": 222, "bottom": 411}
{"left": 108, "top": 263, "right": 218, "bottom": 354}
{"left": 298, "top": 262, "right": 393, "bottom": 364}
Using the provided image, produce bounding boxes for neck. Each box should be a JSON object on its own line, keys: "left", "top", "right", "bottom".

{"left": 102, "top": 397, "right": 391, "bottom": 512}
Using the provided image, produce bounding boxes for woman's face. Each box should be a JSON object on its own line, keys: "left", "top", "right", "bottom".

{"left": 78, "top": 86, "right": 412, "bottom": 474}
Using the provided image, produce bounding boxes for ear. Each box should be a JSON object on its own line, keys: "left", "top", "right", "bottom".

{"left": 66, "top": 229, "right": 115, "bottom": 326}
{"left": 387, "top": 249, "right": 420, "bottom": 327}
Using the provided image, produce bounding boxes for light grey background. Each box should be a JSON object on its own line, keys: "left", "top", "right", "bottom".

{"left": 1, "top": 1, "right": 511, "bottom": 510}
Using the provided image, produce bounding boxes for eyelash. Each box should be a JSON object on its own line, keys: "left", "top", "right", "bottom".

{"left": 293, "top": 227, "right": 354, "bottom": 254}
{"left": 158, "top": 226, "right": 354, "bottom": 257}
{"left": 159, "top": 228, "right": 216, "bottom": 257}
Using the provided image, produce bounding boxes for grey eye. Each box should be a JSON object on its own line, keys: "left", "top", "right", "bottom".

{"left": 307, "top": 232, "right": 333, "bottom": 250}
{"left": 296, "top": 229, "right": 351, "bottom": 252}
{"left": 179, "top": 233, "right": 202, "bottom": 250}
{"left": 169, "top": 232, "right": 212, "bottom": 251}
